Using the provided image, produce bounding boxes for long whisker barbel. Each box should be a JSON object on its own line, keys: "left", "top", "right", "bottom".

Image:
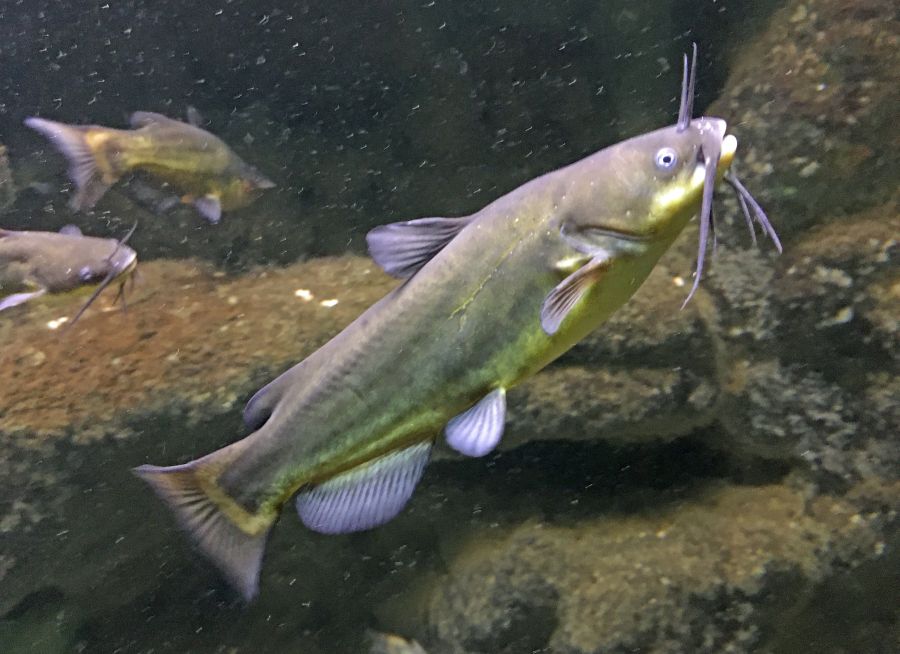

{"left": 723, "top": 172, "right": 782, "bottom": 253}
{"left": 63, "top": 221, "right": 139, "bottom": 332}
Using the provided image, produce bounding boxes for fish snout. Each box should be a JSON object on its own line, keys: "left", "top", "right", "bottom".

{"left": 692, "top": 116, "right": 727, "bottom": 140}
{"left": 691, "top": 117, "right": 736, "bottom": 179}
{"left": 113, "top": 246, "right": 139, "bottom": 278}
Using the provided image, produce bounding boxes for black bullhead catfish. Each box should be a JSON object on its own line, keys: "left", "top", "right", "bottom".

{"left": 136, "top": 48, "right": 781, "bottom": 599}
{"left": 25, "top": 109, "right": 274, "bottom": 224}
{"left": 0, "top": 223, "right": 137, "bottom": 325}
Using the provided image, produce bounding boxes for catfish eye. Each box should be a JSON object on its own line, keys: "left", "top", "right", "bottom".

{"left": 654, "top": 147, "right": 679, "bottom": 171}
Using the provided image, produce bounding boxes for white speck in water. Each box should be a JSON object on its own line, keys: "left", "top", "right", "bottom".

{"left": 46, "top": 317, "right": 69, "bottom": 330}
{"left": 319, "top": 298, "right": 339, "bottom": 308}
{"left": 672, "top": 276, "right": 685, "bottom": 287}
{"left": 294, "top": 289, "right": 314, "bottom": 301}
{"left": 227, "top": 296, "right": 239, "bottom": 305}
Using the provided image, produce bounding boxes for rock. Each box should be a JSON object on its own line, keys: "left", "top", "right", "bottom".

{"left": 703, "top": 201, "right": 900, "bottom": 482}
{"left": 424, "top": 480, "right": 900, "bottom": 654}
{"left": 708, "top": 0, "right": 900, "bottom": 238}
{"left": 0, "top": 144, "right": 15, "bottom": 213}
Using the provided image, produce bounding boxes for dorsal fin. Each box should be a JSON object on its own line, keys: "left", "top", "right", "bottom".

{"left": 186, "top": 106, "right": 204, "bottom": 127}
{"left": 366, "top": 215, "right": 473, "bottom": 279}
{"left": 59, "top": 224, "right": 83, "bottom": 236}
{"left": 129, "top": 111, "right": 180, "bottom": 129}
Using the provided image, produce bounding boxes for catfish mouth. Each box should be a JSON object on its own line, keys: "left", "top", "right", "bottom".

{"left": 581, "top": 226, "right": 654, "bottom": 243}
{"left": 674, "top": 45, "right": 781, "bottom": 307}
{"left": 681, "top": 125, "right": 781, "bottom": 306}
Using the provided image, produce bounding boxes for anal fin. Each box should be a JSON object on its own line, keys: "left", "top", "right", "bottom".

{"left": 296, "top": 441, "right": 431, "bottom": 534}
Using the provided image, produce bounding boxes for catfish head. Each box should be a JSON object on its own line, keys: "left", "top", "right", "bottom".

{"left": 559, "top": 45, "right": 781, "bottom": 308}
{"left": 66, "top": 223, "right": 139, "bottom": 327}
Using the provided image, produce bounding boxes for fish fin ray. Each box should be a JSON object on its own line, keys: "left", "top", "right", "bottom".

{"left": 194, "top": 195, "right": 222, "bottom": 223}
{"left": 129, "top": 111, "right": 179, "bottom": 129}
{"left": 366, "top": 216, "right": 473, "bottom": 278}
{"left": 186, "top": 106, "right": 204, "bottom": 127}
{"left": 540, "top": 256, "right": 608, "bottom": 335}
{"left": 445, "top": 388, "right": 506, "bottom": 457}
{"left": 0, "top": 289, "right": 46, "bottom": 311}
{"left": 58, "top": 224, "right": 83, "bottom": 236}
{"left": 296, "top": 441, "right": 431, "bottom": 534}
{"left": 25, "top": 117, "right": 111, "bottom": 210}
{"left": 133, "top": 450, "right": 274, "bottom": 601}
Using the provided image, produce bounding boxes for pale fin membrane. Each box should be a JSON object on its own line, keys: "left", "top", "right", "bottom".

{"left": 445, "top": 388, "right": 507, "bottom": 457}
{"left": 24, "top": 117, "right": 111, "bottom": 211}
{"left": 296, "top": 441, "right": 431, "bottom": 534}
{"left": 58, "top": 224, "right": 83, "bottom": 236}
{"left": 366, "top": 216, "right": 472, "bottom": 278}
{"left": 186, "top": 106, "right": 204, "bottom": 127}
{"left": 194, "top": 195, "right": 222, "bottom": 224}
{"left": 0, "top": 289, "right": 46, "bottom": 311}
{"left": 129, "top": 111, "right": 178, "bottom": 129}
{"left": 540, "top": 256, "right": 608, "bottom": 335}
{"left": 133, "top": 446, "right": 275, "bottom": 601}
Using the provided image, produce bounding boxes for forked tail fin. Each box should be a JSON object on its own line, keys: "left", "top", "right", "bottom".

{"left": 24, "top": 117, "right": 114, "bottom": 211}
{"left": 133, "top": 444, "right": 277, "bottom": 601}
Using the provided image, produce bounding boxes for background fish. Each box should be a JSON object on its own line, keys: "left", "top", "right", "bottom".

{"left": 25, "top": 109, "right": 275, "bottom": 224}
{"left": 135, "top": 49, "right": 780, "bottom": 600}
{"left": 0, "top": 224, "right": 137, "bottom": 323}
{"left": 367, "top": 630, "right": 429, "bottom": 654}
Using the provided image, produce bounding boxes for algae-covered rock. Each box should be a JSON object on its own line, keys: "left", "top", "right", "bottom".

{"left": 708, "top": 0, "right": 900, "bottom": 238}
{"left": 425, "top": 481, "right": 900, "bottom": 654}
{"left": 704, "top": 201, "right": 900, "bottom": 482}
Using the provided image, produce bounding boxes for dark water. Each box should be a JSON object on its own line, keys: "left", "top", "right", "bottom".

{"left": 0, "top": 1, "right": 897, "bottom": 653}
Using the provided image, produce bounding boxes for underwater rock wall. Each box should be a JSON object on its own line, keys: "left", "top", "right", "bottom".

{"left": 0, "top": 0, "right": 898, "bottom": 652}
{"left": 0, "top": 195, "right": 896, "bottom": 651}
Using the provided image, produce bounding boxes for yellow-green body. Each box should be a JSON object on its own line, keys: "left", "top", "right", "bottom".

{"left": 84, "top": 117, "right": 260, "bottom": 210}
{"left": 220, "top": 124, "right": 723, "bottom": 519}
{"left": 136, "top": 90, "right": 753, "bottom": 601}
{"left": 25, "top": 112, "right": 274, "bottom": 220}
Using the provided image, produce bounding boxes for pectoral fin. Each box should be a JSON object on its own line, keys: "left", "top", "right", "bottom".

{"left": 540, "top": 256, "right": 609, "bottom": 335}
{"left": 0, "top": 289, "right": 46, "bottom": 311}
{"left": 193, "top": 195, "right": 222, "bottom": 224}
{"left": 366, "top": 216, "right": 473, "bottom": 278}
{"left": 296, "top": 441, "right": 431, "bottom": 534}
{"left": 445, "top": 388, "right": 506, "bottom": 457}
